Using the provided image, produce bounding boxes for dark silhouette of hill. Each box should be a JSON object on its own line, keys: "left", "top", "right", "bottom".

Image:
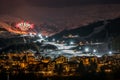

{"left": 49, "top": 17, "right": 120, "bottom": 42}
{"left": 0, "top": 42, "right": 41, "bottom": 53}
{"left": 0, "top": 27, "right": 7, "bottom": 31}
{"left": 0, "top": 35, "right": 41, "bottom": 48}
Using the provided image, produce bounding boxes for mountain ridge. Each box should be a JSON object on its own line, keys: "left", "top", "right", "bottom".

{"left": 49, "top": 17, "right": 120, "bottom": 42}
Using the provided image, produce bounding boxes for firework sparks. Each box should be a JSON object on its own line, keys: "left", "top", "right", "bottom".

{"left": 16, "top": 22, "right": 34, "bottom": 31}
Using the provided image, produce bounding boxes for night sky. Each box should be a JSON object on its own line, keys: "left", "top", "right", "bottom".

{"left": 0, "top": 0, "right": 120, "bottom": 35}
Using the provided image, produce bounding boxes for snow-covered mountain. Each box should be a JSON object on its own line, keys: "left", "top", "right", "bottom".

{"left": 49, "top": 17, "right": 120, "bottom": 42}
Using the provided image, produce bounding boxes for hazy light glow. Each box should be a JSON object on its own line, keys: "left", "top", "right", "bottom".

{"left": 38, "top": 33, "right": 43, "bottom": 38}
{"left": 46, "top": 36, "right": 48, "bottom": 38}
{"left": 29, "top": 33, "right": 35, "bottom": 37}
{"left": 85, "top": 47, "right": 89, "bottom": 52}
{"left": 109, "top": 51, "right": 112, "bottom": 54}
{"left": 52, "top": 38, "right": 55, "bottom": 42}
{"left": 93, "top": 49, "right": 97, "bottom": 53}
{"left": 97, "top": 55, "right": 102, "bottom": 57}
{"left": 70, "top": 41, "right": 74, "bottom": 45}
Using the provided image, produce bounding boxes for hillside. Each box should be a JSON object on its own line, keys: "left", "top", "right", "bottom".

{"left": 49, "top": 17, "right": 120, "bottom": 42}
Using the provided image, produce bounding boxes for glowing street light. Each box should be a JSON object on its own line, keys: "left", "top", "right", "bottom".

{"left": 93, "top": 49, "right": 97, "bottom": 53}
{"left": 57, "top": 40, "right": 59, "bottom": 43}
{"left": 52, "top": 38, "right": 55, "bottom": 42}
{"left": 29, "top": 33, "right": 35, "bottom": 37}
{"left": 85, "top": 47, "right": 89, "bottom": 52}
{"left": 38, "top": 33, "right": 43, "bottom": 39}
{"left": 70, "top": 41, "right": 74, "bottom": 45}
{"left": 109, "top": 51, "right": 112, "bottom": 55}
{"left": 46, "top": 36, "right": 48, "bottom": 38}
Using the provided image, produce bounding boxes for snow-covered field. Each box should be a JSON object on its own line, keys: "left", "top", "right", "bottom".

{"left": 41, "top": 42, "right": 97, "bottom": 59}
